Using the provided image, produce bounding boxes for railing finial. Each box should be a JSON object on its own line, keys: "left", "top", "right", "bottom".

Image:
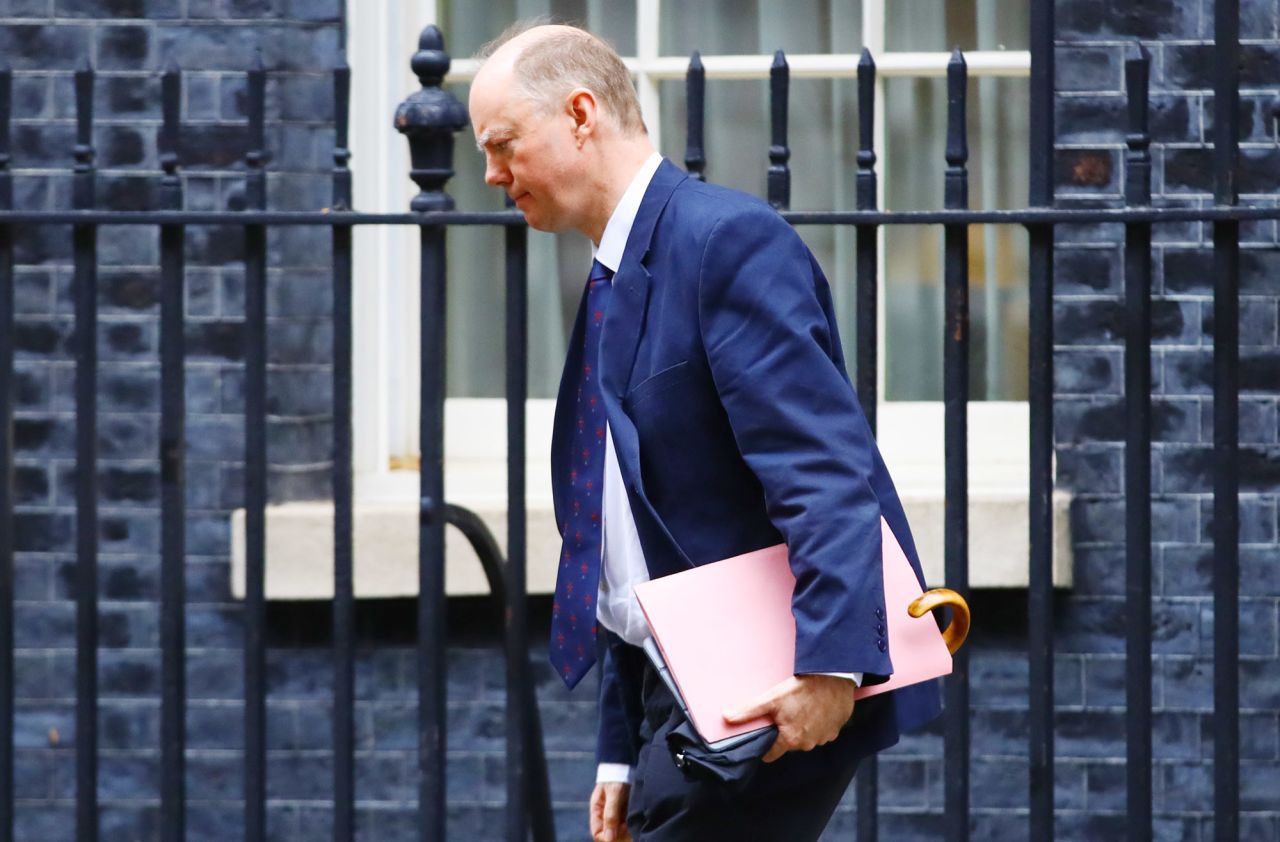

{"left": 685, "top": 51, "right": 706, "bottom": 182}
{"left": 395, "top": 25, "right": 469, "bottom": 212}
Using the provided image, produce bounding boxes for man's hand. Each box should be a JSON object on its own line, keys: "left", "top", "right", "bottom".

{"left": 723, "top": 674, "right": 856, "bottom": 763}
{"left": 589, "top": 781, "right": 632, "bottom": 842}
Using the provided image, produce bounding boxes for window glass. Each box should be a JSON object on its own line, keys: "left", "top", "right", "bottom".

{"left": 442, "top": 0, "right": 637, "bottom": 57}
{"left": 659, "top": 75, "right": 863, "bottom": 377}
{"left": 429, "top": 0, "right": 1028, "bottom": 403}
{"left": 883, "top": 75, "right": 1030, "bottom": 400}
{"left": 885, "top": 0, "right": 1029, "bottom": 52}
{"left": 660, "top": 0, "right": 862, "bottom": 56}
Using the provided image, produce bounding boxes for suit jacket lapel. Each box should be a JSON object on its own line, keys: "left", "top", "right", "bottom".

{"left": 598, "top": 159, "right": 686, "bottom": 407}
{"left": 552, "top": 159, "right": 689, "bottom": 565}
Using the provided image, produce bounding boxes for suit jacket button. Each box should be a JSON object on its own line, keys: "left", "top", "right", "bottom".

{"left": 877, "top": 639, "right": 887, "bottom": 653}
{"left": 875, "top": 607, "right": 885, "bottom": 621}
{"left": 876, "top": 623, "right": 886, "bottom": 636}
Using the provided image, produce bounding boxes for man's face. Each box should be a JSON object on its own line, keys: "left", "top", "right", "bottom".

{"left": 470, "top": 75, "right": 580, "bottom": 232}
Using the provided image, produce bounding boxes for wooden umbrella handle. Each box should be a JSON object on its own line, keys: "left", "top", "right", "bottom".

{"left": 907, "top": 588, "right": 971, "bottom": 655}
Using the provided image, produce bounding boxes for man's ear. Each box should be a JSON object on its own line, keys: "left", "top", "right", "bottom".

{"left": 567, "top": 88, "right": 599, "bottom": 143}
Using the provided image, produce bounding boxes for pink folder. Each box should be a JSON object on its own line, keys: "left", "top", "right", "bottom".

{"left": 633, "top": 517, "right": 953, "bottom": 744}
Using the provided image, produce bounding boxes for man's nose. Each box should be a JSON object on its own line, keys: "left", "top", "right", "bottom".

{"left": 484, "top": 156, "right": 508, "bottom": 187}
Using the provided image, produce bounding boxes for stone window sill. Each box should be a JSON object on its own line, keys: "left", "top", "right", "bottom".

{"left": 230, "top": 401, "right": 1073, "bottom": 599}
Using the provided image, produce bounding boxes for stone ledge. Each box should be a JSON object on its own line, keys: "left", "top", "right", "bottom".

{"left": 229, "top": 489, "right": 1073, "bottom": 599}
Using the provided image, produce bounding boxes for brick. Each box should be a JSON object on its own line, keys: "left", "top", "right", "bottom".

{"left": 0, "top": 25, "right": 91, "bottom": 71}
{"left": 1200, "top": 599, "right": 1279, "bottom": 658}
{"left": 96, "top": 24, "right": 154, "bottom": 71}
{"left": 12, "top": 805, "right": 74, "bottom": 842}
{"left": 1198, "top": 493, "right": 1278, "bottom": 544}
{"left": 1055, "top": 349, "right": 1121, "bottom": 395}
{"left": 100, "top": 604, "right": 159, "bottom": 648}
{"left": 1056, "top": 148, "right": 1121, "bottom": 195}
{"left": 4, "top": 0, "right": 55, "bottom": 17}
{"left": 1239, "top": 760, "right": 1280, "bottom": 811}
{"left": 1162, "top": 42, "right": 1280, "bottom": 89}
{"left": 99, "top": 699, "right": 159, "bottom": 749}
{"left": 278, "top": 0, "right": 341, "bottom": 22}
{"left": 1053, "top": 298, "right": 1196, "bottom": 347}
{"left": 1239, "top": 398, "right": 1280, "bottom": 445}
{"left": 1056, "top": 45, "right": 1123, "bottom": 93}
{"left": 1055, "top": 246, "right": 1122, "bottom": 294}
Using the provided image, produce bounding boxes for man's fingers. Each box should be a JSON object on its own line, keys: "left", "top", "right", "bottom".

{"left": 589, "top": 785, "right": 603, "bottom": 838}
{"left": 723, "top": 685, "right": 781, "bottom": 723}
{"left": 762, "top": 731, "right": 790, "bottom": 763}
{"left": 601, "top": 785, "right": 628, "bottom": 841}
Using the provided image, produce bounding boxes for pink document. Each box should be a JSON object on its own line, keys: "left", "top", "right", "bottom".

{"left": 633, "top": 517, "right": 953, "bottom": 744}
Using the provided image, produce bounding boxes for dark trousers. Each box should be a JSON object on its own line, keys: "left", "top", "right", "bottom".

{"left": 622, "top": 656, "right": 862, "bottom": 841}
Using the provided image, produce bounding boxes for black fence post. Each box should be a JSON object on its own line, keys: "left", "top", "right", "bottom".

{"left": 854, "top": 45, "right": 880, "bottom": 842}
{"left": 157, "top": 59, "right": 187, "bottom": 842}
{"left": 331, "top": 53, "right": 356, "bottom": 842}
{"left": 942, "top": 47, "right": 971, "bottom": 842}
{"left": 1122, "top": 44, "right": 1153, "bottom": 842}
{"left": 72, "top": 58, "right": 99, "bottom": 842}
{"left": 242, "top": 49, "right": 269, "bottom": 842}
{"left": 1211, "top": 2, "right": 1241, "bottom": 840}
{"left": 1026, "top": 0, "right": 1056, "bottom": 837}
{"left": 685, "top": 52, "right": 706, "bottom": 182}
{"left": 768, "top": 50, "right": 790, "bottom": 210}
{"left": 0, "top": 60, "right": 12, "bottom": 842}
{"left": 394, "top": 25, "right": 468, "bottom": 842}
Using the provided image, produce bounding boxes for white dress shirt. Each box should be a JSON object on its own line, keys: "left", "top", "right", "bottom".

{"left": 589, "top": 153, "right": 859, "bottom": 786}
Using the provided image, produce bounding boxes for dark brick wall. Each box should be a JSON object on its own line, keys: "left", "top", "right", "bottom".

{"left": 2, "top": 0, "right": 1278, "bottom": 840}
{"left": 1047, "top": 0, "right": 1280, "bottom": 840}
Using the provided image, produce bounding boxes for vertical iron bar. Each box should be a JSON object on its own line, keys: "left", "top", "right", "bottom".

{"left": 1122, "top": 45, "right": 1153, "bottom": 842}
{"left": 1026, "top": 0, "right": 1056, "bottom": 835}
{"left": 158, "top": 61, "right": 186, "bottom": 842}
{"left": 942, "top": 48, "right": 970, "bottom": 842}
{"left": 768, "top": 50, "right": 790, "bottom": 210}
{"left": 331, "top": 55, "right": 356, "bottom": 842}
{"left": 1212, "top": 2, "right": 1240, "bottom": 840}
{"left": 418, "top": 221, "right": 447, "bottom": 842}
{"left": 503, "top": 203, "right": 529, "bottom": 842}
{"left": 0, "top": 61, "right": 13, "bottom": 842}
{"left": 500, "top": 210, "right": 553, "bottom": 842}
{"left": 243, "top": 51, "right": 268, "bottom": 842}
{"left": 853, "top": 46, "right": 879, "bottom": 842}
{"left": 393, "top": 28, "right": 468, "bottom": 841}
{"left": 72, "top": 59, "right": 99, "bottom": 842}
{"left": 684, "top": 52, "right": 706, "bottom": 182}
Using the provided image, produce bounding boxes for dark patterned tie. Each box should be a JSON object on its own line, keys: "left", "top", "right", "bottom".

{"left": 550, "top": 259, "right": 614, "bottom": 688}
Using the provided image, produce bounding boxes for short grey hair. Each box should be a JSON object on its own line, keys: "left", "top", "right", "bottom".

{"left": 476, "top": 20, "right": 646, "bottom": 136}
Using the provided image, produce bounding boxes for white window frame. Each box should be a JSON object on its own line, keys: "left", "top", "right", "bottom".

{"left": 250, "top": 0, "right": 1073, "bottom": 598}
{"left": 347, "top": 0, "right": 1033, "bottom": 496}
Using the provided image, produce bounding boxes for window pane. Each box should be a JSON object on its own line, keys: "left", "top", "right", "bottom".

{"left": 660, "top": 0, "right": 862, "bottom": 56}
{"left": 885, "top": 0, "right": 1029, "bottom": 52}
{"left": 444, "top": 81, "right": 588, "bottom": 400}
{"left": 883, "top": 76, "right": 1030, "bottom": 401}
{"left": 659, "top": 74, "right": 863, "bottom": 378}
{"left": 442, "top": 0, "right": 637, "bottom": 58}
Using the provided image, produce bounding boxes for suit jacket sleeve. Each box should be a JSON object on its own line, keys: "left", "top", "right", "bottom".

{"left": 595, "top": 631, "right": 641, "bottom": 766}
{"left": 697, "top": 205, "right": 894, "bottom": 679}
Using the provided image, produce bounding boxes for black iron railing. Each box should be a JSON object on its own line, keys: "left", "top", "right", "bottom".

{"left": 0, "top": 0, "right": 1263, "bottom": 840}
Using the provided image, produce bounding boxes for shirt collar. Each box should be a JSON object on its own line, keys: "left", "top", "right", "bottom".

{"left": 592, "top": 151, "right": 664, "bottom": 274}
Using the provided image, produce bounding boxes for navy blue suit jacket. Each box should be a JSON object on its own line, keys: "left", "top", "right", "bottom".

{"left": 550, "top": 159, "right": 943, "bottom": 774}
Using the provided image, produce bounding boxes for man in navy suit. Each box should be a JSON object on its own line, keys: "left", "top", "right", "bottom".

{"left": 470, "top": 22, "right": 941, "bottom": 842}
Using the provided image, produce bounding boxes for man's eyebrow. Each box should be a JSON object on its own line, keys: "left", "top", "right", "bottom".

{"left": 475, "top": 127, "right": 513, "bottom": 151}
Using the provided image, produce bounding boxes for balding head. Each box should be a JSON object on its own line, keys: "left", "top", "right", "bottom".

{"left": 468, "top": 21, "right": 657, "bottom": 240}
{"left": 474, "top": 23, "right": 645, "bottom": 137}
